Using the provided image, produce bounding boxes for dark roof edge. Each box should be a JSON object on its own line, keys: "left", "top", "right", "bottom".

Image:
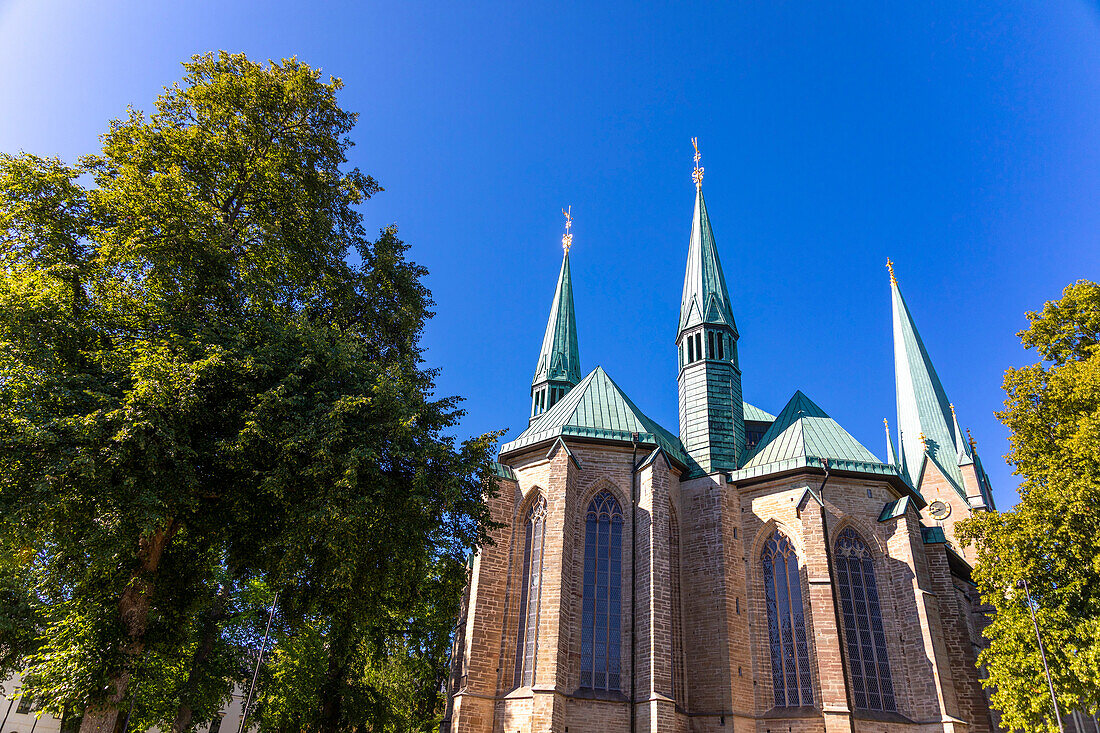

{"left": 729, "top": 462, "right": 927, "bottom": 509}
{"left": 499, "top": 432, "right": 687, "bottom": 471}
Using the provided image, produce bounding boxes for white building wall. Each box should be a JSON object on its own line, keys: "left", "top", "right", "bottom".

{"left": 1, "top": 674, "right": 252, "bottom": 733}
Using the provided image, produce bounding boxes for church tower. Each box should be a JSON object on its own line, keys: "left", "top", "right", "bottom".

{"left": 677, "top": 139, "right": 744, "bottom": 475}
{"left": 530, "top": 208, "right": 581, "bottom": 421}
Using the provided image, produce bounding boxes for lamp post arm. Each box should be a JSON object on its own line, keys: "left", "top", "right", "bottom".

{"left": 1020, "top": 579, "right": 1065, "bottom": 733}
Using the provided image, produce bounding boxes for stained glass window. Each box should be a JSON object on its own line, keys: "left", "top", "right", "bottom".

{"left": 834, "top": 527, "right": 896, "bottom": 711}
{"left": 762, "top": 531, "right": 814, "bottom": 707}
{"left": 514, "top": 496, "right": 547, "bottom": 687}
{"left": 580, "top": 490, "right": 624, "bottom": 691}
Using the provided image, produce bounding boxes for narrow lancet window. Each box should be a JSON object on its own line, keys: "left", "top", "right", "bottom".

{"left": 835, "top": 528, "right": 896, "bottom": 711}
{"left": 762, "top": 531, "right": 813, "bottom": 707}
{"left": 514, "top": 496, "right": 547, "bottom": 687}
{"left": 580, "top": 490, "right": 624, "bottom": 691}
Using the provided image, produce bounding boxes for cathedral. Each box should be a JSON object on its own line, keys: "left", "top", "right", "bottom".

{"left": 443, "top": 147, "right": 1003, "bottom": 733}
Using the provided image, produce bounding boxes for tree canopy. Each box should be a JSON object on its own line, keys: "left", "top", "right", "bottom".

{"left": 959, "top": 279, "right": 1100, "bottom": 732}
{"left": 0, "top": 52, "right": 496, "bottom": 732}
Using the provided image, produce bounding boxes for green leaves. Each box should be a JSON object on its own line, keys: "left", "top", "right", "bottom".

{"left": 0, "top": 52, "right": 495, "bottom": 732}
{"left": 958, "top": 280, "right": 1100, "bottom": 731}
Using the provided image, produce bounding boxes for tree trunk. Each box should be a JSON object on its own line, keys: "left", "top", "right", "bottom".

{"left": 317, "top": 626, "right": 350, "bottom": 733}
{"left": 318, "top": 659, "right": 345, "bottom": 733}
{"left": 80, "top": 522, "right": 179, "bottom": 733}
{"left": 170, "top": 582, "right": 230, "bottom": 733}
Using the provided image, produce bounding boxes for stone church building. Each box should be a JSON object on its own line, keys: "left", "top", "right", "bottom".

{"left": 444, "top": 153, "right": 1003, "bottom": 733}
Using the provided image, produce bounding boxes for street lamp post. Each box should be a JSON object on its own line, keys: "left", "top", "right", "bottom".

{"left": 1017, "top": 578, "right": 1065, "bottom": 733}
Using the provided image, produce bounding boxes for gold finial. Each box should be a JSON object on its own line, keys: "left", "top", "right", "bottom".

{"left": 967, "top": 428, "right": 977, "bottom": 451}
{"left": 950, "top": 403, "right": 957, "bottom": 419}
{"left": 886, "top": 258, "right": 896, "bottom": 285}
{"left": 884, "top": 418, "right": 890, "bottom": 430}
{"left": 919, "top": 432, "right": 927, "bottom": 449}
{"left": 561, "top": 206, "right": 573, "bottom": 254}
{"left": 691, "top": 137, "right": 704, "bottom": 190}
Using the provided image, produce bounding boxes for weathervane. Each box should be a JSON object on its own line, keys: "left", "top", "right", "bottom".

{"left": 691, "top": 137, "right": 704, "bottom": 190}
{"left": 561, "top": 206, "right": 573, "bottom": 254}
{"left": 886, "top": 258, "right": 896, "bottom": 285}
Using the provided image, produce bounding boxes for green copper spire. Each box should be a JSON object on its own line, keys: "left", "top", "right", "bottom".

{"left": 677, "top": 140, "right": 744, "bottom": 475}
{"left": 533, "top": 251, "right": 581, "bottom": 385}
{"left": 889, "top": 260, "right": 964, "bottom": 490}
{"left": 678, "top": 185, "right": 737, "bottom": 338}
{"left": 530, "top": 210, "right": 581, "bottom": 421}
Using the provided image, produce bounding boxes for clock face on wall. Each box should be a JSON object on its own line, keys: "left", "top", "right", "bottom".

{"left": 929, "top": 500, "right": 951, "bottom": 520}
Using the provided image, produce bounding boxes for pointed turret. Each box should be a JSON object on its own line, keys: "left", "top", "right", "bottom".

{"left": 884, "top": 418, "right": 898, "bottom": 466}
{"left": 951, "top": 404, "right": 974, "bottom": 466}
{"left": 676, "top": 139, "right": 744, "bottom": 475}
{"left": 888, "top": 260, "right": 967, "bottom": 492}
{"left": 530, "top": 209, "right": 581, "bottom": 421}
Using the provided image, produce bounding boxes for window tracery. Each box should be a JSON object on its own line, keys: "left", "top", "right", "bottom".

{"left": 580, "top": 490, "right": 624, "bottom": 691}
{"left": 834, "top": 527, "right": 896, "bottom": 711}
{"left": 762, "top": 530, "right": 814, "bottom": 707}
{"left": 514, "top": 495, "right": 547, "bottom": 687}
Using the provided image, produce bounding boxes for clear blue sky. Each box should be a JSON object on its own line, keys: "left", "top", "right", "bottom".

{"left": 3, "top": 1, "right": 1099, "bottom": 509}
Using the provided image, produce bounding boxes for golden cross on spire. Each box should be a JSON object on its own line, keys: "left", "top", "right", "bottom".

{"left": 561, "top": 206, "right": 573, "bottom": 254}
{"left": 691, "top": 137, "right": 704, "bottom": 190}
{"left": 886, "top": 258, "right": 896, "bottom": 285}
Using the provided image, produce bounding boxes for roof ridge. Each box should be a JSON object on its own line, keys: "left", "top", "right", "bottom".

{"left": 501, "top": 366, "right": 688, "bottom": 466}
{"left": 742, "top": 390, "right": 888, "bottom": 472}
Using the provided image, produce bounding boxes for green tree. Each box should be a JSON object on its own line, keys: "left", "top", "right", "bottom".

{"left": 959, "top": 279, "right": 1100, "bottom": 732}
{"left": 0, "top": 52, "right": 496, "bottom": 732}
{"left": 255, "top": 555, "right": 472, "bottom": 732}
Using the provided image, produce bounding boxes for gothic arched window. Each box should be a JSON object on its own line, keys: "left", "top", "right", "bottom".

{"left": 834, "top": 527, "right": 896, "bottom": 711}
{"left": 514, "top": 495, "right": 547, "bottom": 687}
{"left": 762, "top": 531, "right": 813, "bottom": 707}
{"left": 580, "top": 490, "right": 624, "bottom": 691}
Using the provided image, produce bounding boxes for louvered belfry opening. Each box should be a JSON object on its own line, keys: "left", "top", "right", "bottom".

{"left": 762, "top": 531, "right": 814, "bottom": 708}
{"left": 514, "top": 496, "right": 547, "bottom": 688}
{"left": 834, "top": 527, "right": 897, "bottom": 711}
{"left": 579, "top": 490, "right": 624, "bottom": 691}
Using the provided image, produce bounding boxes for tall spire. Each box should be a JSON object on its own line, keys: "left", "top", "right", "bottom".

{"left": 678, "top": 140, "right": 736, "bottom": 339}
{"left": 889, "top": 260, "right": 964, "bottom": 488}
{"left": 530, "top": 208, "right": 581, "bottom": 420}
{"left": 676, "top": 139, "right": 744, "bottom": 475}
